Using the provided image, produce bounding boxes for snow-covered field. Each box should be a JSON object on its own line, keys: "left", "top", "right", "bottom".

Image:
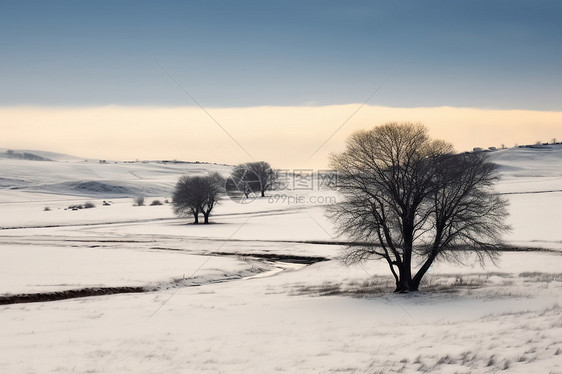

{"left": 0, "top": 146, "right": 561, "bottom": 373}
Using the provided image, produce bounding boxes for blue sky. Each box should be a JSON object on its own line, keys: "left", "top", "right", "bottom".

{"left": 2, "top": 0, "right": 561, "bottom": 110}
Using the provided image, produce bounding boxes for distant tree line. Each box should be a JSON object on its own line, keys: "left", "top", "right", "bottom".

{"left": 3, "top": 150, "right": 51, "bottom": 161}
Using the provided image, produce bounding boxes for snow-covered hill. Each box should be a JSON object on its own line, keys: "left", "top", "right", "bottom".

{"left": 0, "top": 149, "right": 232, "bottom": 198}
{"left": 490, "top": 144, "right": 562, "bottom": 178}
{"left": 0, "top": 148, "right": 85, "bottom": 162}
{"left": 487, "top": 144, "right": 562, "bottom": 194}
{"left": 1, "top": 144, "right": 561, "bottom": 196}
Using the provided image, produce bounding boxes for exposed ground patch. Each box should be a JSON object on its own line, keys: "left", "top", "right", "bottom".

{"left": 211, "top": 251, "right": 330, "bottom": 264}
{"left": 0, "top": 286, "right": 145, "bottom": 305}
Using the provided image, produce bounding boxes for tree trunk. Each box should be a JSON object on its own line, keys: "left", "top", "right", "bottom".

{"left": 193, "top": 212, "right": 199, "bottom": 224}
{"left": 411, "top": 252, "right": 438, "bottom": 291}
{"left": 384, "top": 258, "right": 400, "bottom": 288}
{"left": 395, "top": 217, "right": 415, "bottom": 292}
{"left": 260, "top": 190, "right": 265, "bottom": 197}
{"left": 393, "top": 263, "right": 412, "bottom": 293}
{"left": 203, "top": 212, "right": 210, "bottom": 224}
{"left": 395, "top": 272, "right": 411, "bottom": 292}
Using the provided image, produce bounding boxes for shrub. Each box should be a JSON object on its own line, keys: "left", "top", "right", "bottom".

{"left": 44, "top": 206, "right": 51, "bottom": 211}
{"left": 84, "top": 201, "right": 96, "bottom": 209}
{"left": 133, "top": 196, "right": 145, "bottom": 206}
{"left": 150, "top": 199, "right": 163, "bottom": 206}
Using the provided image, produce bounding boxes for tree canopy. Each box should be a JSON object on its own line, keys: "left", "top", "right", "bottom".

{"left": 172, "top": 173, "right": 224, "bottom": 224}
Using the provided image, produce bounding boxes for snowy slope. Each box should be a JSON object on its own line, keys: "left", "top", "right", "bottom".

{"left": 0, "top": 148, "right": 85, "bottom": 162}
{"left": 0, "top": 146, "right": 561, "bottom": 374}
{"left": 485, "top": 145, "right": 562, "bottom": 249}
{"left": 491, "top": 144, "right": 562, "bottom": 178}
{"left": 0, "top": 153, "right": 232, "bottom": 198}
{"left": 490, "top": 144, "right": 562, "bottom": 193}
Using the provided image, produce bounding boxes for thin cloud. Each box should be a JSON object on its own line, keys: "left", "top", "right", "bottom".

{"left": 1, "top": 105, "right": 560, "bottom": 169}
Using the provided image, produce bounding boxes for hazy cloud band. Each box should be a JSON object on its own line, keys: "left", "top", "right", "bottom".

{"left": 2, "top": 105, "right": 560, "bottom": 169}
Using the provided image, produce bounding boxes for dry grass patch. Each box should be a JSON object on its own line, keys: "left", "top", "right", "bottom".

{"left": 519, "top": 272, "right": 562, "bottom": 282}
{"left": 291, "top": 272, "right": 517, "bottom": 298}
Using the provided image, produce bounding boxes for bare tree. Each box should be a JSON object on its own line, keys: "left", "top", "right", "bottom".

{"left": 229, "top": 161, "right": 276, "bottom": 198}
{"left": 172, "top": 173, "right": 224, "bottom": 224}
{"left": 329, "top": 122, "right": 509, "bottom": 292}
{"left": 199, "top": 173, "right": 224, "bottom": 223}
{"left": 173, "top": 176, "right": 200, "bottom": 223}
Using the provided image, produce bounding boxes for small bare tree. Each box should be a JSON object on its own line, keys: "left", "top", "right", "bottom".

{"left": 229, "top": 161, "right": 276, "bottom": 198}
{"left": 329, "top": 122, "right": 509, "bottom": 292}
{"left": 172, "top": 173, "right": 224, "bottom": 224}
{"left": 173, "top": 177, "right": 200, "bottom": 223}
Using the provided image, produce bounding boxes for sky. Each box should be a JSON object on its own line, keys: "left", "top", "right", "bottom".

{"left": 1, "top": 0, "right": 561, "bottom": 168}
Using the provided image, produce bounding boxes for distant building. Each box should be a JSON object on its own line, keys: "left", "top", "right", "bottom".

{"left": 473, "top": 147, "right": 483, "bottom": 152}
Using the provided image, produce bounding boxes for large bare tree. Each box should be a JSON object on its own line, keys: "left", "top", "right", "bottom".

{"left": 329, "top": 122, "right": 509, "bottom": 292}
